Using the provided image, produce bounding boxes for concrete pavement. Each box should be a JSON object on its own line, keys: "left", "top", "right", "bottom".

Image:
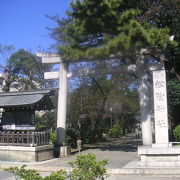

{"left": 0, "top": 134, "right": 140, "bottom": 170}
{"left": 40, "top": 134, "right": 141, "bottom": 169}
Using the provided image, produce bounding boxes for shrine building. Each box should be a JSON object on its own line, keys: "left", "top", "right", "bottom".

{"left": 0, "top": 89, "right": 55, "bottom": 162}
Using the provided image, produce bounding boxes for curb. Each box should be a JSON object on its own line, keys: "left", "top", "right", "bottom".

{"left": 1, "top": 163, "right": 180, "bottom": 176}
{"left": 107, "top": 168, "right": 180, "bottom": 176}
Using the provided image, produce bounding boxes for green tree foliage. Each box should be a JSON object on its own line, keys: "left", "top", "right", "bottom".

{"left": 168, "top": 78, "right": 180, "bottom": 128}
{"left": 0, "top": 45, "right": 15, "bottom": 91}
{"left": 50, "top": 0, "right": 175, "bottom": 63}
{"left": 7, "top": 49, "right": 50, "bottom": 91}
{"left": 138, "top": 0, "right": 180, "bottom": 79}
{"left": 5, "top": 165, "right": 66, "bottom": 180}
{"left": 173, "top": 124, "right": 180, "bottom": 141}
{"left": 109, "top": 124, "right": 123, "bottom": 138}
{"left": 50, "top": 132, "right": 57, "bottom": 144}
{"left": 168, "top": 78, "right": 180, "bottom": 106}
{"left": 67, "top": 75, "right": 139, "bottom": 143}
{"left": 68, "top": 153, "right": 108, "bottom": 180}
{"left": 5, "top": 165, "right": 42, "bottom": 180}
{"left": 43, "top": 171, "right": 66, "bottom": 180}
{"left": 36, "top": 111, "right": 57, "bottom": 131}
{"left": 0, "top": 48, "right": 54, "bottom": 92}
{"left": 66, "top": 128, "right": 80, "bottom": 148}
{"left": 50, "top": 0, "right": 179, "bottom": 134}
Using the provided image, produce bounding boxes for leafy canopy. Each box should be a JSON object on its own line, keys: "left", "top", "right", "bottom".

{"left": 6, "top": 49, "right": 51, "bottom": 91}
{"left": 51, "top": 0, "right": 175, "bottom": 62}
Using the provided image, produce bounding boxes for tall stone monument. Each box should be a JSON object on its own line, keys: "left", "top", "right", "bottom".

{"left": 153, "top": 69, "right": 169, "bottom": 146}
{"left": 138, "top": 66, "right": 180, "bottom": 167}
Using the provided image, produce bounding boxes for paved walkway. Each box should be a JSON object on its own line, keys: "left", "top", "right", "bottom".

{"left": 40, "top": 134, "right": 141, "bottom": 169}
{"left": 0, "top": 134, "right": 141, "bottom": 171}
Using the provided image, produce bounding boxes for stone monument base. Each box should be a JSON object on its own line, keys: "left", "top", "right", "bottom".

{"left": 60, "top": 146, "right": 71, "bottom": 157}
{"left": 53, "top": 146, "right": 71, "bottom": 157}
{"left": 0, "top": 145, "right": 54, "bottom": 162}
{"left": 138, "top": 145, "right": 180, "bottom": 167}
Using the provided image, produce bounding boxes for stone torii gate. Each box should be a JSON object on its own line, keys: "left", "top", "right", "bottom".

{"left": 36, "top": 52, "right": 168, "bottom": 148}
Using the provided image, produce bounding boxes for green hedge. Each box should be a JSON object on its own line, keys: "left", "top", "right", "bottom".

{"left": 173, "top": 124, "right": 180, "bottom": 141}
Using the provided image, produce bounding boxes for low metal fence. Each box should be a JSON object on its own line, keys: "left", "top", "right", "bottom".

{"left": 0, "top": 131, "right": 50, "bottom": 147}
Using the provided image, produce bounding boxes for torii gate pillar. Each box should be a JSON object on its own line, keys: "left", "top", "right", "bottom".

{"left": 36, "top": 52, "right": 68, "bottom": 146}
{"left": 57, "top": 62, "right": 68, "bottom": 145}
{"left": 137, "top": 51, "right": 152, "bottom": 146}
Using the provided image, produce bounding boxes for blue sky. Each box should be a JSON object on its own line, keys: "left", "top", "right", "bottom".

{"left": 0, "top": 0, "right": 72, "bottom": 53}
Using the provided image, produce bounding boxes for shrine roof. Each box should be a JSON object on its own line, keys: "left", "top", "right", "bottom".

{"left": 0, "top": 89, "right": 56, "bottom": 110}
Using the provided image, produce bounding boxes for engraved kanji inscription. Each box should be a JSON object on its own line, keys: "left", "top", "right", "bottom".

{"left": 155, "top": 81, "right": 165, "bottom": 88}
{"left": 156, "top": 105, "right": 166, "bottom": 112}
{"left": 156, "top": 92, "right": 165, "bottom": 101}
{"left": 157, "top": 120, "right": 166, "bottom": 128}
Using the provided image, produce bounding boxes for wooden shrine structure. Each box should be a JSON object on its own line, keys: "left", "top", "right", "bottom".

{"left": 0, "top": 89, "right": 55, "bottom": 162}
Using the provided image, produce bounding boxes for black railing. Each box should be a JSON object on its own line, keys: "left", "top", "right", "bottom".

{"left": 0, "top": 131, "right": 50, "bottom": 147}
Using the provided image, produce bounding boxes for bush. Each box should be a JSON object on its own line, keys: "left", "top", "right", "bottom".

{"left": 5, "top": 165, "right": 43, "bottom": 180}
{"left": 173, "top": 124, "right": 180, "bottom": 141}
{"left": 43, "top": 171, "right": 67, "bottom": 180}
{"left": 50, "top": 132, "right": 57, "bottom": 145}
{"left": 109, "top": 124, "right": 123, "bottom": 138}
{"left": 5, "top": 154, "right": 108, "bottom": 180}
{"left": 35, "top": 111, "right": 56, "bottom": 131}
{"left": 66, "top": 128, "right": 80, "bottom": 148}
{"left": 69, "top": 153, "right": 108, "bottom": 180}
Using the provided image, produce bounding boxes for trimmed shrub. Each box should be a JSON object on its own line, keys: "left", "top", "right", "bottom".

{"left": 66, "top": 128, "right": 80, "bottom": 148}
{"left": 109, "top": 124, "right": 123, "bottom": 138}
{"left": 68, "top": 153, "right": 108, "bottom": 180}
{"left": 50, "top": 132, "right": 57, "bottom": 145}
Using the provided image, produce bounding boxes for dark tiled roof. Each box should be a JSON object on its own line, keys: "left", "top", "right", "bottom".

{"left": 0, "top": 89, "right": 55, "bottom": 110}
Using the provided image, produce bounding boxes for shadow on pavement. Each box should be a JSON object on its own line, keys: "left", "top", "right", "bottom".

{"left": 81, "top": 134, "right": 142, "bottom": 152}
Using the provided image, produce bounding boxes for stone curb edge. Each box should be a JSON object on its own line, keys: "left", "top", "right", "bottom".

{"left": 0, "top": 164, "right": 180, "bottom": 176}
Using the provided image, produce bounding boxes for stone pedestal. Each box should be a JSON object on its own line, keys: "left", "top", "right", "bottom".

{"left": 138, "top": 145, "right": 180, "bottom": 167}
{"left": 60, "top": 146, "right": 71, "bottom": 157}
{"left": 0, "top": 145, "right": 54, "bottom": 162}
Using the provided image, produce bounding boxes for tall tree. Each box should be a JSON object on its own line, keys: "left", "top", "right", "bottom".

{"left": 0, "top": 44, "right": 15, "bottom": 68}
{"left": 1, "top": 49, "right": 52, "bottom": 91}
{"left": 50, "top": 0, "right": 175, "bottom": 63}
{"left": 67, "top": 74, "right": 139, "bottom": 143}
{"left": 0, "top": 45, "right": 15, "bottom": 91}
